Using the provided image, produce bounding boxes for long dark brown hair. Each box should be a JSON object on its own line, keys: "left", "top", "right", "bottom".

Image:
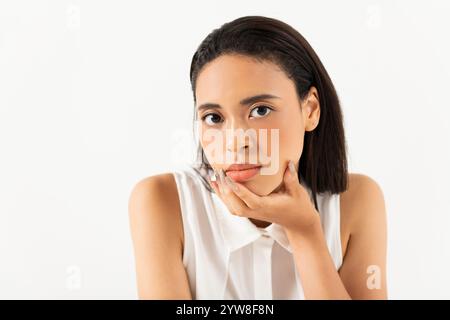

{"left": 189, "top": 15, "right": 348, "bottom": 211}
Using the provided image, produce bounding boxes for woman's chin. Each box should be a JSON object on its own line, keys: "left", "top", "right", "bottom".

{"left": 242, "top": 177, "right": 282, "bottom": 197}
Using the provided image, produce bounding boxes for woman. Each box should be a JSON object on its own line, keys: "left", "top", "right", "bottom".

{"left": 128, "top": 16, "right": 387, "bottom": 300}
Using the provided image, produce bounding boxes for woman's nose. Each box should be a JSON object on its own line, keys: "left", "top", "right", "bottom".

{"left": 225, "top": 134, "right": 249, "bottom": 153}
{"left": 224, "top": 121, "right": 256, "bottom": 155}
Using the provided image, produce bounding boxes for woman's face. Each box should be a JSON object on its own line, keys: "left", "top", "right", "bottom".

{"left": 195, "top": 54, "right": 320, "bottom": 196}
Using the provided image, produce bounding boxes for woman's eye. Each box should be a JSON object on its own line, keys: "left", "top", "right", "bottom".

{"left": 250, "top": 105, "right": 272, "bottom": 118}
{"left": 202, "top": 113, "right": 222, "bottom": 126}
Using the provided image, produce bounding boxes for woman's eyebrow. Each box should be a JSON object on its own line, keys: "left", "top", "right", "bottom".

{"left": 197, "top": 93, "right": 281, "bottom": 112}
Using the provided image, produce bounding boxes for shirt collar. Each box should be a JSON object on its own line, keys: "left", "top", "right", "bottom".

{"left": 210, "top": 174, "right": 314, "bottom": 254}
{"left": 212, "top": 193, "right": 293, "bottom": 253}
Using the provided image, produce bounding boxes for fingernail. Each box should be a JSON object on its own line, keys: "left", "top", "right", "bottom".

{"left": 218, "top": 169, "right": 227, "bottom": 192}
{"left": 288, "top": 160, "right": 296, "bottom": 175}
{"left": 219, "top": 169, "right": 226, "bottom": 183}
{"left": 225, "top": 176, "right": 238, "bottom": 191}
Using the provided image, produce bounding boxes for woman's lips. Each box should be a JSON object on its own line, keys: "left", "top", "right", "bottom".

{"left": 225, "top": 165, "right": 262, "bottom": 182}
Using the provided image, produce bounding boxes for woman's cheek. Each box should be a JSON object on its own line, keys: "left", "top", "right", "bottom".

{"left": 200, "top": 128, "right": 226, "bottom": 167}
{"left": 201, "top": 140, "right": 218, "bottom": 167}
{"left": 281, "top": 131, "right": 303, "bottom": 160}
{"left": 277, "top": 107, "right": 304, "bottom": 156}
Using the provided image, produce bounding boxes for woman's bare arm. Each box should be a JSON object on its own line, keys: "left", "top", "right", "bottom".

{"left": 286, "top": 173, "right": 387, "bottom": 299}
{"left": 338, "top": 174, "right": 388, "bottom": 299}
{"left": 128, "top": 174, "right": 192, "bottom": 299}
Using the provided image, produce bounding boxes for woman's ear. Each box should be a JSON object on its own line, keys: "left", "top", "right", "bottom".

{"left": 303, "top": 86, "right": 321, "bottom": 132}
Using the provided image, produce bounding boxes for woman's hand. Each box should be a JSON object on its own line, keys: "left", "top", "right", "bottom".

{"left": 208, "top": 160, "right": 321, "bottom": 236}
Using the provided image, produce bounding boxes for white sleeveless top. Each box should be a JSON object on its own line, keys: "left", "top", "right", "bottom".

{"left": 172, "top": 165, "right": 343, "bottom": 300}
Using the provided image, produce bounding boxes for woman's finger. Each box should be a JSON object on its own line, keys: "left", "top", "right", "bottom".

{"left": 223, "top": 176, "right": 262, "bottom": 210}
{"left": 208, "top": 174, "right": 221, "bottom": 196}
{"left": 217, "top": 169, "right": 253, "bottom": 217}
{"left": 283, "top": 160, "right": 301, "bottom": 196}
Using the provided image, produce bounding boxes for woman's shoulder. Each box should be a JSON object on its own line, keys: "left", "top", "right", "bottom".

{"left": 339, "top": 173, "right": 386, "bottom": 256}
{"left": 340, "top": 173, "right": 385, "bottom": 220}
{"left": 128, "top": 172, "right": 184, "bottom": 246}
{"left": 129, "top": 173, "right": 180, "bottom": 204}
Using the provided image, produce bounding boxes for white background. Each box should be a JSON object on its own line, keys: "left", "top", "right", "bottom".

{"left": 1, "top": 0, "right": 449, "bottom": 299}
